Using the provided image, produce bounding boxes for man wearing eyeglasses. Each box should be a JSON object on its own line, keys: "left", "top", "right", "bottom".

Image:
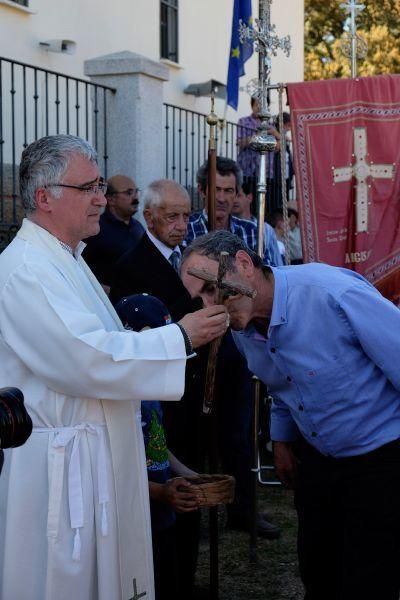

{"left": 0, "top": 134, "right": 229, "bottom": 600}
{"left": 83, "top": 174, "right": 145, "bottom": 292}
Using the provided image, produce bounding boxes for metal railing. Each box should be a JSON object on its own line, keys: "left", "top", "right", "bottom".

{"left": 163, "top": 103, "right": 292, "bottom": 214}
{"left": 0, "top": 56, "right": 116, "bottom": 249}
{"left": 163, "top": 103, "right": 241, "bottom": 210}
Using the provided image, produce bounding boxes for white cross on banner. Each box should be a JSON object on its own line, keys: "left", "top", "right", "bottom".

{"left": 333, "top": 127, "right": 395, "bottom": 233}
{"left": 288, "top": 74, "right": 400, "bottom": 303}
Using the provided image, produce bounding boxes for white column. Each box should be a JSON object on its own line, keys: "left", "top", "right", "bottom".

{"left": 84, "top": 50, "right": 169, "bottom": 191}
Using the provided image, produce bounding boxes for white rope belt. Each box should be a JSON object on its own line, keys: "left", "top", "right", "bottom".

{"left": 34, "top": 423, "right": 109, "bottom": 561}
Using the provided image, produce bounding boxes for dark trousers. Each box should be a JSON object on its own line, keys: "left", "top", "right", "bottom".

{"left": 294, "top": 439, "right": 400, "bottom": 600}
{"left": 152, "top": 525, "right": 181, "bottom": 600}
{"left": 217, "top": 331, "right": 253, "bottom": 520}
{"left": 175, "top": 510, "right": 201, "bottom": 595}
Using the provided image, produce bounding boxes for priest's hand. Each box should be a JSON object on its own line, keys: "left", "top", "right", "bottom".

{"left": 178, "top": 305, "right": 228, "bottom": 349}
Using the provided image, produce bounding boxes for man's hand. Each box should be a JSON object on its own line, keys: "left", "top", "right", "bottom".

{"left": 179, "top": 305, "right": 228, "bottom": 349}
{"left": 273, "top": 441, "right": 298, "bottom": 489}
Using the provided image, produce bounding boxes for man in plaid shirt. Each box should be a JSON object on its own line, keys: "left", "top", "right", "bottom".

{"left": 186, "top": 156, "right": 272, "bottom": 265}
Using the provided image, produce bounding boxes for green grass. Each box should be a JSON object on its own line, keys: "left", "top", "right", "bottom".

{"left": 195, "top": 486, "right": 304, "bottom": 599}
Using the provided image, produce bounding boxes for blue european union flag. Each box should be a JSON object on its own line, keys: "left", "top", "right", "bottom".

{"left": 227, "top": 0, "right": 253, "bottom": 110}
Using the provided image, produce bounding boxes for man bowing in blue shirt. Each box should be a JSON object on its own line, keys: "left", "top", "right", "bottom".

{"left": 181, "top": 229, "right": 400, "bottom": 600}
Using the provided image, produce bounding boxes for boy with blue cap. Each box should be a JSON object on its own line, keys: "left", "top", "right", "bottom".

{"left": 115, "top": 293, "right": 200, "bottom": 600}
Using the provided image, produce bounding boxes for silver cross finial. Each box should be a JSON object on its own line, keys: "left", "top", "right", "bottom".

{"left": 340, "top": 0, "right": 367, "bottom": 77}
{"left": 239, "top": 0, "right": 291, "bottom": 111}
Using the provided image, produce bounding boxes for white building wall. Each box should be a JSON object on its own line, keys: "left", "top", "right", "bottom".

{"left": 0, "top": 0, "right": 304, "bottom": 122}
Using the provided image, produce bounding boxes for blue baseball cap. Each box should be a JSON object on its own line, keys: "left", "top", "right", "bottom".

{"left": 115, "top": 293, "right": 172, "bottom": 331}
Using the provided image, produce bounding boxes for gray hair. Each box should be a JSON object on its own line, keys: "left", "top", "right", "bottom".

{"left": 19, "top": 134, "right": 97, "bottom": 213}
{"left": 196, "top": 156, "right": 243, "bottom": 193}
{"left": 142, "top": 179, "right": 190, "bottom": 209}
{"left": 182, "top": 230, "right": 263, "bottom": 271}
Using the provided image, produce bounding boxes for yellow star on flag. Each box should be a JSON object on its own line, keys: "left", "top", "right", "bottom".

{"left": 231, "top": 46, "right": 240, "bottom": 59}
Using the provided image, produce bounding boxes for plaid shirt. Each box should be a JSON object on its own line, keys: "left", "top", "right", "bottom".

{"left": 186, "top": 210, "right": 272, "bottom": 265}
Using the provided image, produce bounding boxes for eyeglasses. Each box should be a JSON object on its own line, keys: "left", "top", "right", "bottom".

{"left": 46, "top": 178, "right": 108, "bottom": 195}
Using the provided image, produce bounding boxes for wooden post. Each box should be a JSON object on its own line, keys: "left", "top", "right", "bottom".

{"left": 207, "top": 95, "right": 218, "bottom": 231}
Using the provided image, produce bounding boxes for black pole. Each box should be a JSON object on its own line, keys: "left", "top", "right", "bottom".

{"left": 249, "top": 376, "right": 260, "bottom": 563}
{"left": 208, "top": 334, "right": 220, "bottom": 600}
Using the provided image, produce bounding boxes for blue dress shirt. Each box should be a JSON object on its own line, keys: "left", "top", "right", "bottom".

{"left": 233, "top": 263, "right": 400, "bottom": 457}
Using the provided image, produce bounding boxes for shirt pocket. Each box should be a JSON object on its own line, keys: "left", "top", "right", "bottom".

{"left": 298, "top": 356, "right": 352, "bottom": 406}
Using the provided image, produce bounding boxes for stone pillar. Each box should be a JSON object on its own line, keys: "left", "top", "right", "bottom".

{"left": 84, "top": 51, "right": 169, "bottom": 192}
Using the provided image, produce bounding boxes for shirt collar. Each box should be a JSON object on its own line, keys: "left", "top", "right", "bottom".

{"left": 58, "top": 239, "right": 86, "bottom": 259}
{"left": 202, "top": 209, "right": 234, "bottom": 231}
{"left": 234, "top": 267, "right": 288, "bottom": 340}
{"left": 146, "top": 229, "right": 180, "bottom": 261}
{"left": 268, "top": 267, "right": 288, "bottom": 336}
{"left": 103, "top": 207, "right": 133, "bottom": 227}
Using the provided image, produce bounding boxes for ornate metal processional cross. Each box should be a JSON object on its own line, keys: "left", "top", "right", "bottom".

{"left": 332, "top": 127, "right": 395, "bottom": 233}
{"left": 129, "top": 578, "right": 146, "bottom": 600}
{"left": 340, "top": 0, "right": 367, "bottom": 77}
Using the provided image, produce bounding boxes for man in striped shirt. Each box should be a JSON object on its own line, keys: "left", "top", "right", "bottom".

{"left": 186, "top": 156, "right": 272, "bottom": 265}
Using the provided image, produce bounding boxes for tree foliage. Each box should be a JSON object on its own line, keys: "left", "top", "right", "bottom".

{"left": 304, "top": 0, "right": 400, "bottom": 80}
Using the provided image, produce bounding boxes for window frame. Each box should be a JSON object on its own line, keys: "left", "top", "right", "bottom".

{"left": 0, "top": 0, "right": 34, "bottom": 13}
{"left": 160, "top": 0, "right": 179, "bottom": 64}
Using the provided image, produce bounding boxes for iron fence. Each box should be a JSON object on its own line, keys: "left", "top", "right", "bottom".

{"left": 0, "top": 56, "right": 116, "bottom": 249}
{"left": 163, "top": 103, "right": 240, "bottom": 210}
{"left": 163, "top": 103, "right": 295, "bottom": 214}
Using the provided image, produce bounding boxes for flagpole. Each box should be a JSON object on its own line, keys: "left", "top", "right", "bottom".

{"left": 226, "top": 0, "right": 254, "bottom": 113}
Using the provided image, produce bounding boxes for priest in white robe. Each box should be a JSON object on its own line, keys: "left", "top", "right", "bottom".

{"left": 0, "top": 134, "right": 227, "bottom": 600}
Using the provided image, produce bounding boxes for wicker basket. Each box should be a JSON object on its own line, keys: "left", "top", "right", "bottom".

{"left": 180, "top": 474, "right": 235, "bottom": 508}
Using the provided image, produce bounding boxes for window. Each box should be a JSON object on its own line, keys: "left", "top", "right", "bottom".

{"left": 10, "top": 0, "right": 29, "bottom": 5}
{"left": 160, "top": 0, "right": 178, "bottom": 63}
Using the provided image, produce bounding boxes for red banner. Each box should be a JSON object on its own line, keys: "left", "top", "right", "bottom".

{"left": 288, "top": 75, "right": 400, "bottom": 303}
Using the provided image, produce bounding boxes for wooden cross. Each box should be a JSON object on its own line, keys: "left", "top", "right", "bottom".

{"left": 187, "top": 267, "right": 256, "bottom": 301}
{"left": 188, "top": 252, "right": 256, "bottom": 414}
{"left": 333, "top": 127, "right": 395, "bottom": 233}
{"left": 129, "top": 578, "right": 146, "bottom": 600}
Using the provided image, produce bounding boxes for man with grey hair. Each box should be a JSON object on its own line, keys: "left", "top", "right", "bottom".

{"left": 181, "top": 229, "right": 400, "bottom": 600}
{"left": 0, "top": 136, "right": 228, "bottom": 600}
{"left": 110, "top": 179, "right": 191, "bottom": 314}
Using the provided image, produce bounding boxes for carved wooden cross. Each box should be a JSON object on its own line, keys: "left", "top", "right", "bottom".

{"left": 129, "top": 578, "right": 146, "bottom": 600}
{"left": 187, "top": 265, "right": 256, "bottom": 302}
{"left": 188, "top": 252, "right": 256, "bottom": 414}
{"left": 333, "top": 127, "right": 395, "bottom": 233}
